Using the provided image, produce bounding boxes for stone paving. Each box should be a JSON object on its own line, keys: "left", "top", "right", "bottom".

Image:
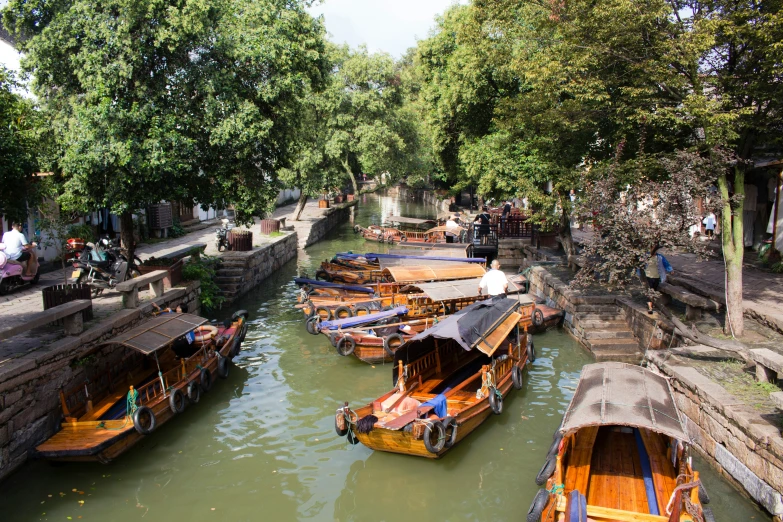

{"left": 0, "top": 199, "right": 322, "bottom": 362}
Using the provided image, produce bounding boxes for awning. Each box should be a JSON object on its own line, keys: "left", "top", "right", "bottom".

{"left": 393, "top": 298, "right": 522, "bottom": 385}
{"left": 412, "top": 278, "right": 527, "bottom": 301}
{"left": 560, "top": 362, "right": 689, "bottom": 441}
{"left": 382, "top": 264, "right": 486, "bottom": 283}
{"left": 101, "top": 313, "right": 207, "bottom": 355}
{"left": 318, "top": 306, "right": 408, "bottom": 331}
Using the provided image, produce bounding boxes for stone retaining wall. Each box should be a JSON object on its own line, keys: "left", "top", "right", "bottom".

{"left": 0, "top": 282, "right": 201, "bottom": 482}
{"left": 216, "top": 231, "right": 298, "bottom": 303}
{"left": 649, "top": 352, "right": 783, "bottom": 518}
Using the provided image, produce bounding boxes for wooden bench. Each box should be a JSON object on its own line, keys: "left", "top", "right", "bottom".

{"left": 657, "top": 282, "right": 721, "bottom": 320}
{"left": 750, "top": 348, "right": 783, "bottom": 383}
{"left": 115, "top": 270, "right": 167, "bottom": 309}
{"left": 0, "top": 300, "right": 92, "bottom": 340}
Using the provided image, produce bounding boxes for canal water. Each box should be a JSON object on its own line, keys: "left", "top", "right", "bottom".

{"left": 0, "top": 193, "right": 769, "bottom": 521}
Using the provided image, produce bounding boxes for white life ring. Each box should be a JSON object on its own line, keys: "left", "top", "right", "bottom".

{"left": 193, "top": 325, "right": 218, "bottom": 342}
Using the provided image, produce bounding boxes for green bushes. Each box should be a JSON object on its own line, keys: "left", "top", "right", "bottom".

{"left": 182, "top": 255, "right": 225, "bottom": 312}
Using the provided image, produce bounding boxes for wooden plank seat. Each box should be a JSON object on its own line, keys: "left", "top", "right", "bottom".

{"left": 0, "top": 299, "right": 91, "bottom": 340}
{"left": 115, "top": 270, "right": 167, "bottom": 309}
{"left": 750, "top": 348, "right": 783, "bottom": 384}
{"left": 657, "top": 282, "right": 721, "bottom": 320}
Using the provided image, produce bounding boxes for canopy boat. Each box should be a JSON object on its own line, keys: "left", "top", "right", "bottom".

{"left": 528, "top": 362, "right": 710, "bottom": 522}
{"left": 384, "top": 216, "right": 438, "bottom": 230}
{"left": 354, "top": 223, "right": 466, "bottom": 245}
{"left": 36, "top": 310, "right": 249, "bottom": 463}
{"left": 312, "top": 253, "right": 487, "bottom": 285}
{"left": 336, "top": 297, "right": 535, "bottom": 457}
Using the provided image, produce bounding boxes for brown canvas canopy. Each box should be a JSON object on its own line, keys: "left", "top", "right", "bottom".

{"left": 412, "top": 278, "right": 527, "bottom": 301}
{"left": 385, "top": 216, "right": 437, "bottom": 227}
{"left": 560, "top": 362, "right": 689, "bottom": 441}
{"left": 382, "top": 264, "right": 486, "bottom": 283}
{"left": 100, "top": 313, "right": 207, "bottom": 355}
{"left": 389, "top": 247, "right": 472, "bottom": 257}
{"left": 425, "top": 225, "right": 466, "bottom": 235}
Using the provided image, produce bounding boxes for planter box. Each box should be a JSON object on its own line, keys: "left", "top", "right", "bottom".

{"left": 42, "top": 284, "right": 93, "bottom": 324}
{"left": 139, "top": 258, "right": 183, "bottom": 289}
{"left": 229, "top": 230, "right": 253, "bottom": 251}
{"left": 536, "top": 232, "right": 559, "bottom": 249}
{"left": 318, "top": 200, "right": 330, "bottom": 209}
{"left": 346, "top": 194, "right": 355, "bottom": 202}
{"left": 260, "top": 219, "right": 280, "bottom": 235}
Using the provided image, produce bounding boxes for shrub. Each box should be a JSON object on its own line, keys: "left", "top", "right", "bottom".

{"left": 182, "top": 255, "right": 225, "bottom": 312}
{"left": 141, "top": 256, "right": 177, "bottom": 267}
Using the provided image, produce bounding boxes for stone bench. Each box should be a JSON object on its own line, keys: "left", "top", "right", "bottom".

{"left": 159, "top": 243, "right": 207, "bottom": 262}
{"left": 750, "top": 348, "right": 783, "bottom": 384}
{"left": 658, "top": 282, "right": 722, "bottom": 320}
{"left": 115, "top": 270, "right": 167, "bottom": 309}
{"left": 0, "top": 299, "right": 92, "bottom": 340}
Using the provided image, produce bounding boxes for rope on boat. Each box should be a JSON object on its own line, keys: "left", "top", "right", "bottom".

{"left": 547, "top": 483, "right": 564, "bottom": 495}
{"left": 665, "top": 479, "right": 704, "bottom": 522}
{"left": 95, "top": 387, "right": 139, "bottom": 431}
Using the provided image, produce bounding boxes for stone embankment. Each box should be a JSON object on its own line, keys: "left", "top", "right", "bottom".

{"left": 0, "top": 282, "right": 201, "bottom": 482}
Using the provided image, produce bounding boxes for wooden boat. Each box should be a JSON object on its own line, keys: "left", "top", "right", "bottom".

{"left": 354, "top": 224, "right": 466, "bottom": 244}
{"left": 335, "top": 297, "right": 535, "bottom": 457}
{"left": 314, "top": 262, "right": 386, "bottom": 284}
{"left": 530, "top": 301, "right": 565, "bottom": 334}
{"left": 36, "top": 310, "right": 249, "bottom": 463}
{"left": 527, "top": 362, "right": 709, "bottom": 522}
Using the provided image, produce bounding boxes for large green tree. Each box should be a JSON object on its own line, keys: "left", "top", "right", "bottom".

{"left": 0, "top": 67, "right": 40, "bottom": 222}
{"left": 4, "top": 0, "right": 327, "bottom": 256}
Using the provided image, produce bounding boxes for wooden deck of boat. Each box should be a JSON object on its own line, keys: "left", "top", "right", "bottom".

{"left": 36, "top": 421, "right": 127, "bottom": 455}
{"left": 570, "top": 426, "right": 677, "bottom": 515}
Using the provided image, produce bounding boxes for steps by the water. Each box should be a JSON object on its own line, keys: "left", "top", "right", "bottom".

{"left": 571, "top": 304, "right": 642, "bottom": 363}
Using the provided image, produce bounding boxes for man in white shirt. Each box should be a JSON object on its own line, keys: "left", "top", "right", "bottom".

{"left": 1, "top": 222, "right": 37, "bottom": 276}
{"left": 478, "top": 259, "right": 508, "bottom": 297}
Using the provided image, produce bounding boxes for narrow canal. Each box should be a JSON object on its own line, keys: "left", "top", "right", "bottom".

{"left": 0, "top": 193, "right": 769, "bottom": 521}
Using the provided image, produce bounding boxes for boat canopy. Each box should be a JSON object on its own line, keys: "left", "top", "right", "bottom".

{"left": 364, "top": 253, "right": 485, "bottom": 264}
{"left": 293, "top": 277, "right": 375, "bottom": 294}
{"left": 385, "top": 216, "right": 437, "bottom": 227}
{"left": 560, "top": 362, "right": 689, "bottom": 441}
{"left": 100, "top": 313, "right": 207, "bottom": 355}
{"left": 392, "top": 298, "right": 522, "bottom": 385}
{"left": 318, "top": 306, "right": 408, "bottom": 331}
{"left": 394, "top": 243, "right": 471, "bottom": 252}
{"left": 412, "top": 278, "right": 526, "bottom": 301}
{"left": 382, "top": 264, "right": 486, "bottom": 283}
{"left": 424, "top": 225, "right": 466, "bottom": 234}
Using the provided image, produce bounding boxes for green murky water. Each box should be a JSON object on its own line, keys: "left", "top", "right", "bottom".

{"left": 0, "top": 193, "right": 769, "bottom": 521}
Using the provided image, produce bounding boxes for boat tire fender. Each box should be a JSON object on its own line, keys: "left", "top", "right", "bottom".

{"left": 231, "top": 310, "right": 249, "bottom": 321}
{"left": 200, "top": 368, "right": 212, "bottom": 393}
{"left": 314, "top": 306, "right": 332, "bottom": 321}
{"left": 169, "top": 388, "right": 186, "bottom": 414}
{"left": 383, "top": 333, "right": 404, "bottom": 356}
{"left": 442, "top": 417, "right": 458, "bottom": 449}
{"left": 302, "top": 302, "right": 315, "bottom": 318}
{"left": 132, "top": 406, "right": 156, "bottom": 435}
{"left": 334, "top": 305, "right": 353, "bottom": 319}
{"left": 328, "top": 332, "right": 341, "bottom": 347}
{"left": 533, "top": 308, "right": 544, "bottom": 327}
{"left": 217, "top": 355, "right": 230, "bottom": 379}
{"left": 239, "top": 322, "right": 248, "bottom": 342}
{"left": 702, "top": 507, "right": 716, "bottom": 522}
{"left": 548, "top": 431, "right": 564, "bottom": 456}
{"left": 306, "top": 316, "right": 321, "bottom": 335}
{"left": 535, "top": 455, "right": 557, "bottom": 486}
{"left": 336, "top": 335, "right": 356, "bottom": 356}
{"left": 354, "top": 304, "right": 371, "bottom": 316}
{"left": 488, "top": 388, "right": 503, "bottom": 415}
{"left": 400, "top": 234, "right": 407, "bottom": 242}
{"left": 423, "top": 420, "right": 446, "bottom": 454}
{"left": 526, "top": 339, "right": 536, "bottom": 364}
{"left": 188, "top": 380, "right": 201, "bottom": 403}
{"left": 526, "top": 489, "right": 549, "bottom": 522}
{"left": 335, "top": 412, "right": 348, "bottom": 437}
{"left": 230, "top": 336, "right": 241, "bottom": 358}
{"left": 511, "top": 365, "right": 525, "bottom": 390}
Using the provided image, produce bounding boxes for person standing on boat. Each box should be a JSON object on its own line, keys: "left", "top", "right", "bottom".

{"left": 478, "top": 259, "right": 509, "bottom": 297}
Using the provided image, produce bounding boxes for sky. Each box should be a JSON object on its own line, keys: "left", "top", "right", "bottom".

{"left": 308, "top": 0, "right": 463, "bottom": 58}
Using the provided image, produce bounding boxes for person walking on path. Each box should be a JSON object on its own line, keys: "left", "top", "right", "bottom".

{"left": 643, "top": 246, "right": 673, "bottom": 314}
{"left": 703, "top": 213, "right": 717, "bottom": 239}
{"left": 478, "top": 259, "right": 509, "bottom": 297}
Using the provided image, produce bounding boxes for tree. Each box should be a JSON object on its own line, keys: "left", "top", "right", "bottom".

{"left": 0, "top": 67, "right": 40, "bottom": 222}
{"left": 4, "top": 0, "right": 328, "bottom": 257}
{"left": 323, "top": 45, "right": 410, "bottom": 195}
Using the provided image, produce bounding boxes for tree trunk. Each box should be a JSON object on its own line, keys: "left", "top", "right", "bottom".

{"left": 341, "top": 157, "right": 359, "bottom": 196}
{"left": 293, "top": 191, "right": 308, "bottom": 221}
{"left": 717, "top": 167, "right": 745, "bottom": 337}
{"left": 558, "top": 210, "right": 576, "bottom": 258}
{"left": 120, "top": 210, "right": 136, "bottom": 264}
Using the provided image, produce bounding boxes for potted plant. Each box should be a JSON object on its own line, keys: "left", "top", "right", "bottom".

{"left": 139, "top": 255, "right": 183, "bottom": 289}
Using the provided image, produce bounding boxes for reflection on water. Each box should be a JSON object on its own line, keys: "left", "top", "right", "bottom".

{"left": 0, "top": 193, "right": 769, "bottom": 522}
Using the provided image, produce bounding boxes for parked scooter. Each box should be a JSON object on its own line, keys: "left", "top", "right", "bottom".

{"left": 0, "top": 243, "right": 40, "bottom": 295}
{"left": 71, "top": 237, "right": 141, "bottom": 296}
{"left": 215, "top": 218, "right": 235, "bottom": 252}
